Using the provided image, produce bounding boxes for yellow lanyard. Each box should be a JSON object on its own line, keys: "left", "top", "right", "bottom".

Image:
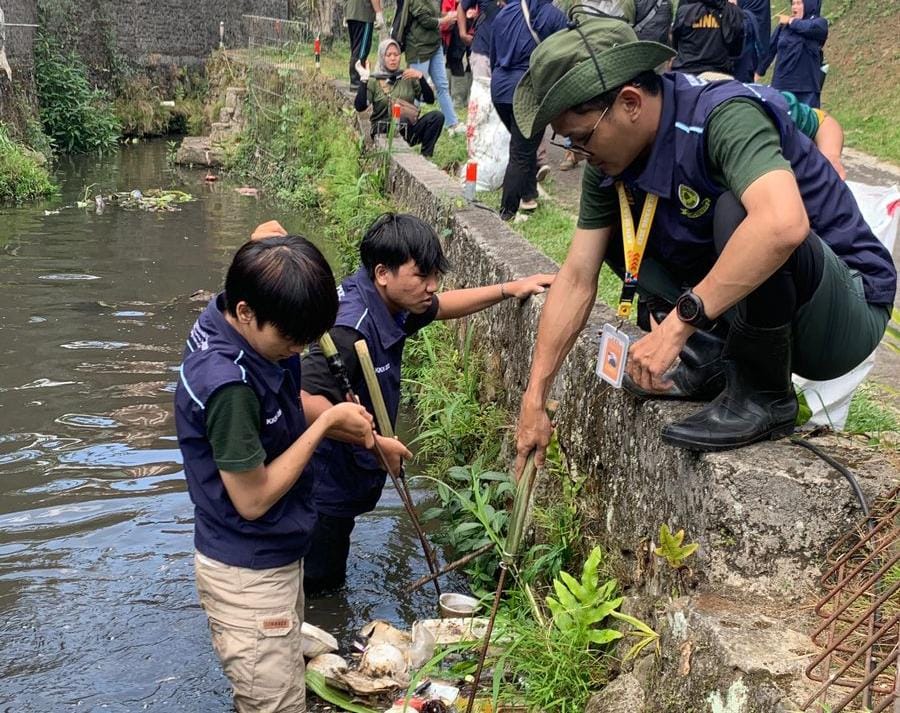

{"left": 615, "top": 181, "right": 658, "bottom": 319}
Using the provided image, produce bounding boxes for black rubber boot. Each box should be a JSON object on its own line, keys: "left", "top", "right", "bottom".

{"left": 660, "top": 317, "right": 798, "bottom": 451}
{"left": 623, "top": 327, "right": 726, "bottom": 401}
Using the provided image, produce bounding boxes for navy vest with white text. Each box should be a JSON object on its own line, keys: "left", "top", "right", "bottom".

{"left": 174, "top": 294, "right": 317, "bottom": 569}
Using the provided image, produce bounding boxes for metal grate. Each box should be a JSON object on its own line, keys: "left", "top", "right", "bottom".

{"left": 803, "top": 486, "right": 899, "bottom": 713}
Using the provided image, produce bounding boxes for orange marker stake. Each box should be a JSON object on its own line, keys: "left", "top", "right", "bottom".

{"left": 464, "top": 161, "right": 477, "bottom": 201}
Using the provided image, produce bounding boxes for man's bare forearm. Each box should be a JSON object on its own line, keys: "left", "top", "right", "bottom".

{"left": 693, "top": 170, "right": 809, "bottom": 318}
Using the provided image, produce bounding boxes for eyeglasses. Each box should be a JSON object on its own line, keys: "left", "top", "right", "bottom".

{"left": 549, "top": 104, "right": 610, "bottom": 159}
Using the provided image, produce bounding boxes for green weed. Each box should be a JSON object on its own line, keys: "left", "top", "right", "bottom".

{"left": 845, "top": 383, "right": 900, "bottom": 438}
{"left": 34, "top": 35, "right": 120, "bottom": 154}
{"left": 403, "top": 322, "right": 507, "bottom": 474}
{"left": 0, "top": 124, "right": 56, "bottom": 203}
{"left": 654, "top": 524, "right": 699, "bottom": 570}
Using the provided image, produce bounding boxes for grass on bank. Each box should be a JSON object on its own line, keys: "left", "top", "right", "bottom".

{"left": 821, "top": 0, "right": 900, "bottom": 163}
{"left": 0, "top": 124, "right": 56, "bottom": 203}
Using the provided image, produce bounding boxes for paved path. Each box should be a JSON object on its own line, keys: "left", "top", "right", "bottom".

{"left": 536, "top": 141, "right": 900, "bottom": 411}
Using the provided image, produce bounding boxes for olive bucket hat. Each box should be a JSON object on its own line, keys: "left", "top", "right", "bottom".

{"left": 513, "top": 16, "right": 675, "bottom": 138}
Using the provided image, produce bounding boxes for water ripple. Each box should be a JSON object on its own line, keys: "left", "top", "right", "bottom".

{"left": 55, "top": 443, "right": 182, "bottom": 469}
{"left": 54, "top": 414, "right": 122, "bottom": 429}
{"left": 37, "top": 273, "right": 101, "bottom": 281}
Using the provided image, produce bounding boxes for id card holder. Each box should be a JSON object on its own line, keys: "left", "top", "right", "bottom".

{"left": 596, "top": 323, "right": 630, "bottom": 388}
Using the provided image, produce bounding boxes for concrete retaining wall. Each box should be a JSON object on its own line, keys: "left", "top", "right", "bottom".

{"left": 39, "top": 0, "right": 288, "bottom": 70}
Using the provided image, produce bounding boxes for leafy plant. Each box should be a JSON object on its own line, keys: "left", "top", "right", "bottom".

{"left": 34, "top": 36, "right": 120, "bottom": 154}
{"left": 546, "top": 546, "right": 624, "bottom": 646}
{"left": 421, "top": 463, "right": 511, "bottom": 594}
{"left": 654, "top": 524, "right": 699, "bottom": 569}
{"left": 0, "top": 123, "right": 56, "bottom": 203}
{"left": 404, "top": 322, "right": 506, "bottom": 475}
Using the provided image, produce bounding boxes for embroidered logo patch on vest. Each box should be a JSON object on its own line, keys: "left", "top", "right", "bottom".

{"left": 678, "top": 184, "right": 711, "bottom": 218}
{"left": 678, "top": 184, "right": 700, "bottom": 209}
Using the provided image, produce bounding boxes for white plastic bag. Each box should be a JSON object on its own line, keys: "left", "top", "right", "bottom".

{"left": 792, "top": 180, "right": 900, "bottom": 429}
{"left": 464, "top": 77, "right": 510, "bottom": 192}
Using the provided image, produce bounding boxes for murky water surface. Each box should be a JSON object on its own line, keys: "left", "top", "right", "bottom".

{"left": 0, "top": 143, "right": 455, "bottom": 711}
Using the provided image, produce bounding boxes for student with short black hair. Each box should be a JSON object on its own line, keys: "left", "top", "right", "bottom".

{"left": 299, "top": 213, "right": 554, "bottom": 593}
{"left": 175, "top": 235, "right": 375, "bottom": 713}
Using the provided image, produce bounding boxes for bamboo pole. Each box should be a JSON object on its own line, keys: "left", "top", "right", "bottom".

{"left": 352, "top": 338, "right": 442, "bottom": 595}
{"left": 354, "top": 340, "right": 394, "bottom": 437}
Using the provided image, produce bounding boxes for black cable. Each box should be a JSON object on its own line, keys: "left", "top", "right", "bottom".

{"left": 791, "top": 436, "right": 870, "bottom": 519}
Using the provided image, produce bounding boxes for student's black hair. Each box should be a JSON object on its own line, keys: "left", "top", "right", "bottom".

{"left": 359, "top": 213, "right": 450, "bottom": 279}
{"left": 224, "top": 235, "right": 338, "bottom": 346}
{"left": 570, "top": 70, "right": 662, "bottom": 114}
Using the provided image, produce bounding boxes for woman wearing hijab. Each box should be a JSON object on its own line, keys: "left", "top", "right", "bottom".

{"left": 354, "top": 39, "right": 445, "bottom": 158}
{"left": 756, "top": 0, "right": 828, "bottom": 108}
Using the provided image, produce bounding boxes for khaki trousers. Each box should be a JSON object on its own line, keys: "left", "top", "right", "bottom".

{"left": 194, "top": 553, "right": 305, "bottom": 713}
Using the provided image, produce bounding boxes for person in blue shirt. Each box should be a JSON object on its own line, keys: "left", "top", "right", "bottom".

{"left": 756, "top": 0, "right": 828, "bottom": 108}
{"left": 490, "top": 0, "right": 567, "bottom": 221}
{"left": 509, "top": 17, "right": 894, "bottom": 461}
{"left": 299, "top": 213, "right": 554, "bottom": 593}
{"left": 175, "top": 236, "right": 375, "bottom": 713}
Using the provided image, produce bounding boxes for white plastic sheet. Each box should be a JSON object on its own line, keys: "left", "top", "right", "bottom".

{"left": 793, "top": 180, "right": 900, "bottom": 429}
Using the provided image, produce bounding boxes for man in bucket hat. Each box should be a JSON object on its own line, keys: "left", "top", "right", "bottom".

{"left": 512, "top": 16, "right": 895, "bottom": 465}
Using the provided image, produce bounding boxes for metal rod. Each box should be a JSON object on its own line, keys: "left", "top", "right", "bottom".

{"left": 350, "top": 338, "right": 442, "bottom": 595}
{"left": 406, "top": 542, "right": 495, "bottom": 593}
{"left": 464, "top": 564, "right": 508, "bottom": 713}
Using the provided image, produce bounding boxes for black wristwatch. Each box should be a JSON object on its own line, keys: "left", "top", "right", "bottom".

{"left": 675, "top": 290, "right": 715, "bottom": 330}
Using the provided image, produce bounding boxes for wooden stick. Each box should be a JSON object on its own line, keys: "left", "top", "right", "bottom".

{"left": 405, "top": 541, "right": 495, "bottom": 593}
{"left": 353, "top": 339, "right": 442, "bottom": 595}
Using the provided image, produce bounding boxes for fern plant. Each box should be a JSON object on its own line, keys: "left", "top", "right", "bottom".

{"left": 654, "top": 524, "right": 699, "bottom": 569}
{"left": 546, "top": 546, "right": 624, "bottom": 646}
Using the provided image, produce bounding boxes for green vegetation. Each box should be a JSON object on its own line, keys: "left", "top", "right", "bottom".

{"left": 654, "top": 524, "right": 700, "bottom": 570}
{"left": 34, "top": 36, "right": 120, "bottom": 154}
{"left": 0, "top": 124, "right": 56, "bottom": 203}
{"left": 408, "top": 549, "right": 657, "bottom": 713}
{"left": 113, "top": 74, "right": 207, "bottom": 138}
{"left": 404, "top": 322, "right": 507, "bottom": 474}
{"left": 229, "top": 69, "right": 390, "bottom": 276}
{"left": 845, "top": 383, "right": 900, "bottom": 440}
{"left": 822, "top": 0, "right": 900, "bottom": 163}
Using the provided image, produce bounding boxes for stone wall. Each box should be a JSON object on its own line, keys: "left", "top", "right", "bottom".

{"left": 3, "top": 0, "right": 38, "bottom": 69}
{"left": 38, "top": 0, "right": 289, "bottom": 71}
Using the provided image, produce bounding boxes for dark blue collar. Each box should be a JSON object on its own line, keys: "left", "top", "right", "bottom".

{"left": 210, "top": 293, "right": 291, "bottom": 392}
{"left": 618, "top": 74, "right": 678, "bottom": 201}
{"left": 349, "top": 268, "right": 409, "bottom": 350}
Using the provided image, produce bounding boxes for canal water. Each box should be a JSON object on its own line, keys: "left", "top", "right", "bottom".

{"left": 0, "top": 142, "right": 457, "bottom": 711}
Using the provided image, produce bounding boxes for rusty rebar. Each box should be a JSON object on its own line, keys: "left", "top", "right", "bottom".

{"left": 802, "top": 486, "right": 899, "bottom": 712}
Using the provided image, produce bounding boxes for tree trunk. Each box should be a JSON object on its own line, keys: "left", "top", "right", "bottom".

{"left": 289, "top": 0, "right": 343, "bottom": 40}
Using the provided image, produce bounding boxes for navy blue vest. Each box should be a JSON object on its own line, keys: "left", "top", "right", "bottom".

{"left": 312, "top": 268, "right": 419, "bottom": 518}
{"left": 174, "top": 294, "right": 317, "bottom": 568}
{"left": 603, "top": 74, "right": 896, "bottom": 306}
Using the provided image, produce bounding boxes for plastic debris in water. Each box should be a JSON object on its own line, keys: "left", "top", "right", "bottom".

{"left": 95, "top": 194, "right": 106, "bottom": 213}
